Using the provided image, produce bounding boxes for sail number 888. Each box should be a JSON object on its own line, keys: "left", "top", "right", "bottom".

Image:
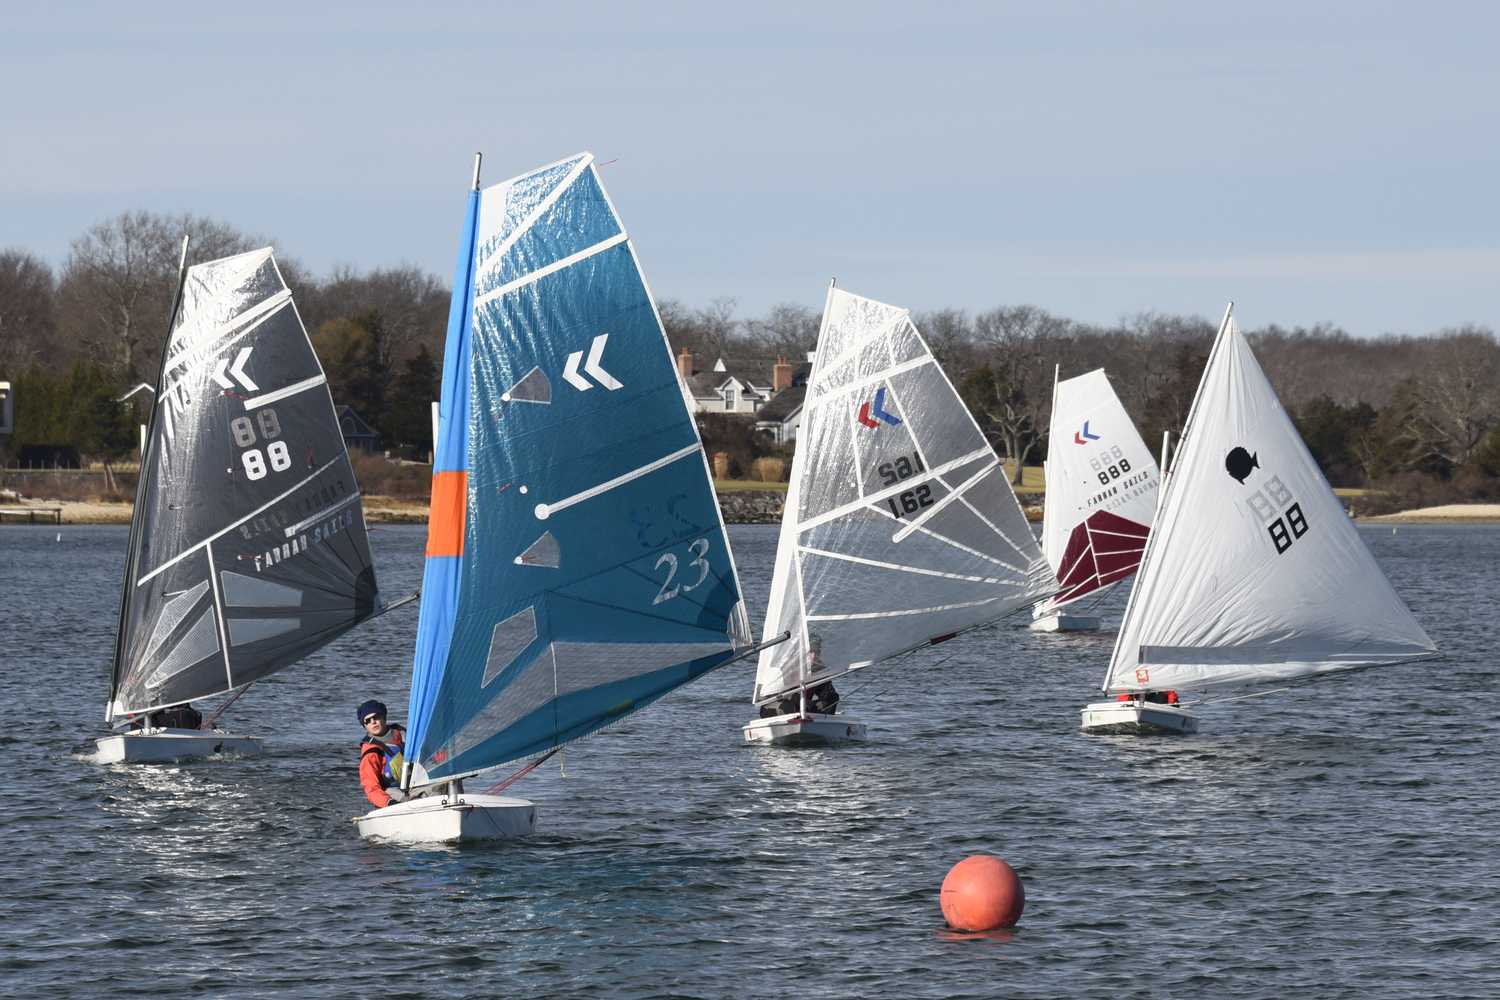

{"left": 1090, "top": 445, "right": 1130, "bottom": 485}
{"left": 231, "top": 409, "right": 289, "bottom": 481}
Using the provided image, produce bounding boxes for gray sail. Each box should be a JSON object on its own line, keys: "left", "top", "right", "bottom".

{"left": 107, "top": 248, "right": 379, "bottom": 721}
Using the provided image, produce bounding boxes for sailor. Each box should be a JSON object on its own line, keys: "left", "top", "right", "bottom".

{"left": 358, "top": 700, "right": 409, "bottom": 809}
{"left": 807, "top": 681, "right": 840, "bottom": 715}
{"left": 147, "top": 703, "right": 202, "bottom": 729}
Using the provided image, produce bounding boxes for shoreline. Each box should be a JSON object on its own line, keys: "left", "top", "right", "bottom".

{"left": 8, "top": 498, "right": 1500, "bottom": 527}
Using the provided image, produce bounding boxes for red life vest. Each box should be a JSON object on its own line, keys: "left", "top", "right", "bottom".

{"left": 360, "top": 724, "right": 406, "bottom": 788}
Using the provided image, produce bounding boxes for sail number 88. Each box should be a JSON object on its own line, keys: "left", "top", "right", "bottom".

{"left": 232, "top": 408, "right": 288, "bottom": 481}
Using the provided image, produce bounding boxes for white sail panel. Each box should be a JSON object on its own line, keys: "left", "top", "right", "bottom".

{"left": 1038, "top": 368, "right": 1158, "bottom": 611}
{"left": 753, "top": 288, "right": 1052, "bottom": 704}
{"left": 1104, "top": 314, "right": 1438, "bottom": 694}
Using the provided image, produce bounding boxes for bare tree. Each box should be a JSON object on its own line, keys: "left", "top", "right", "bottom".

{"left": 299, "top": 263, "right": 449, "bottom": 370}
{"left": 912, "top": 308, "right": 975, "bottom": 383}
{"left": 55, "top": 211, "right": 264, "bottom": 382}
{"left": 743, "top": 302, "right": 820, "bottom": 360}
{"left": 0, "top": 250, "right": 58, "bottom": 375}
{"left": 969, "top": 305, "right": 1071, "bottom": 481}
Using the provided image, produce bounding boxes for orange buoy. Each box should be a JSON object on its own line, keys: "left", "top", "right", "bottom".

{"left": 940, "top": 855, "right": 1024, "bottom": 930}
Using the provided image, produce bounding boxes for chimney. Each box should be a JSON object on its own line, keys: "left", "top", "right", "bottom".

{"left": 773, "top": 356, "right": 793, "bottom": 391}
{"left": 677, "top": 347, "right": 693, "bottom": 379}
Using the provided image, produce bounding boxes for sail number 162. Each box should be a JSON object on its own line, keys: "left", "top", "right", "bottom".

{"left": 231, "top": 408, "right": 289, "bottom": 481}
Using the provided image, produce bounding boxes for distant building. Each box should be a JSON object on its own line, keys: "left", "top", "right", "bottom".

{"left": 337, "top": 406, "right": 380, "bottom": 453}
{"left": 753, "top": 385, "right": 806, "bottom": 446}
{"left": 675, "top": 350, "right": 813, "bottom": 421}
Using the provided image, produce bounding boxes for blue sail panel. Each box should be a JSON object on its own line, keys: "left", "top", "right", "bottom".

{"left": 474, "top": 167, "right": 623, "bottom": 299}
{"left": 405, "top": 189, "right": 480, "bottom": 762}
{"left": 410, "top": 154, "right": 748, "bottom": 777}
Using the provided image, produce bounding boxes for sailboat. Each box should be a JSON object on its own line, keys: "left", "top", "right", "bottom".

{"left": 1031, "top": 368, "right": 1160, "bottom": 632}
{"left": 99, "top": 243, "right": 384, "bottom": 764}
{"left": 1081, "top": 304, "right": 1440, "bottom": 733}
{"left": 357, "top": 153, "right": 764, "bottom": 843}
{"left": 744, "top": 286, "right": 1055, "bottom": 744}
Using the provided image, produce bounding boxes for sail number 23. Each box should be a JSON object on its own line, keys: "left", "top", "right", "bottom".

{"left": 654, "top": 538, "right": 712, "bottom": 604}
{"left": 230, "top": 408, "right": 289, "bottom": 481}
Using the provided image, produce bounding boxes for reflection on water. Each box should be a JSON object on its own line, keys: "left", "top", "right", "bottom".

{"left": 2, "top": 523, "right": 1498, "bottom": 997}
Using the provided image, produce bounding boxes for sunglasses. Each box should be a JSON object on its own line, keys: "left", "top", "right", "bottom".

{"left": 362, "top": 715, "right": 385, "bottom": 725}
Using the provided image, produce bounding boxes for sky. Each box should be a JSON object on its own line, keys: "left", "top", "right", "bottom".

{"left": 2, "top": 1, "right": 1497, "bottom": 336}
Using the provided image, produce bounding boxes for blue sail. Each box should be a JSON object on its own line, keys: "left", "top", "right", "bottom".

{"left": 406, "top": 154, "right": 751, "bottom": 779}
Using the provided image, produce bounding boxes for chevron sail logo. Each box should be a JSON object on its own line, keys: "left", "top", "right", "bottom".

{"left": 563, "top": 334, "right": 623, "bottom": 391}
{"left": 857, "top": 387, "right": 902, "bottom": 429}
{"left": 1074, "top": 420, "right": 1100, "bottom": 444}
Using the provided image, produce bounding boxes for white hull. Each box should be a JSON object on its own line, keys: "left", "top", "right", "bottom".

{"left": 743, "top": 712, "right": 867, "bottom": 744}
{"left": 95, "top": 727, "right": 264, "bottom": 763}
{"left": 356, "top": 793, "right": 537, "bottom": 844}
{"left": 1029, "top": 612, "right": 1101, "bottom": 632}
{"left": 1080, "top": 700, "right": 1199, "bottom": 734}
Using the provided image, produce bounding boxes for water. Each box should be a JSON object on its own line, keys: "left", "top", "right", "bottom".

{"left": 2, "top": 523, "right": 1497, "bottom": 999}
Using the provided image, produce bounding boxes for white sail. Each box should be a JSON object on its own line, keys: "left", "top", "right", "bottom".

{"left": 1104, "top": 309, "right": 1438, "bottom": 694}
{"left": 751, "top": 287, "right": 1053, "bottom": 705}
{"left": 1037, "top": 368, "right": 1159, "bottom": 612}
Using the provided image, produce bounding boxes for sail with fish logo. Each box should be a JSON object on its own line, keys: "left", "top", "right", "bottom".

{"left": 749, "top": 286, "right": 1053, "bottom": 713}
{"left": 1101, "top": 306, "right": 1439, "bottom": 697}
{"left": 106, "top": 247, "right": 380, "bottom": 724}
{"left": 402, "top": 153, "right": 752, "bottom": 783}
{"left": 1033, "top": 367, "right": 1159, "bottom": 625}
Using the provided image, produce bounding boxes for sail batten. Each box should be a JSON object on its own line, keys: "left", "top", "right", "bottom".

{"left": 1103, "top": 310, "right": 1438, "bottom": 694}
{"left": 405, "top": 154, "right": 749, "bottom": 778}
{"left": 108, "top": 248, "right": 380, "bottom": 720}
{"left": 751, "top": 288, "right": 1052, "bottom": 704}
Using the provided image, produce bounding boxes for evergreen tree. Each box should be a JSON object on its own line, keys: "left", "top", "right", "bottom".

{"left": 385, "top": 345, "right": 440, "bottom": 455}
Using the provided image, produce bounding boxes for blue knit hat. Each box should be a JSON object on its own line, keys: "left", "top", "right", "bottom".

{"left": 357, "top": 700, "right": 387, "bottom": 722}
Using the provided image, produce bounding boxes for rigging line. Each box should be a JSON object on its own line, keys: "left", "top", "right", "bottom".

{"left": 483, "top": 746, "right": 561, "bottom": 795}
{"left": 198, "top": 682, "right": 253, "bottom": 730}
{"left": 1187, "top": 686, "right": 1291, "bottom": 708}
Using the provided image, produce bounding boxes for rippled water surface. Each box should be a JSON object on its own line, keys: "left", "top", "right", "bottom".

{"left": 3, "top": 523, "right": 1497, "bottom": 999}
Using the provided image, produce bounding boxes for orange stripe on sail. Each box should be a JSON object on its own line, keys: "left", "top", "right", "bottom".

{"left": 426, "top": 470, "right": 468, "bottom": 557}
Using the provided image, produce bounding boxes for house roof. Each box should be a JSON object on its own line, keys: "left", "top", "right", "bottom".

{"left": 336, "top": 405, "right": 379, "bottom": 438}
{"left": 753, "top": 386, "right": 806, "bottom": 423}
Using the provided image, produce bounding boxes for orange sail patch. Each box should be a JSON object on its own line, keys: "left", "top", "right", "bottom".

{"left": 426, "top": 470, "right": 469, "bottom": 557}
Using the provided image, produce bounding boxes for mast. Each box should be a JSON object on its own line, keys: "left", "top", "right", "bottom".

{"left": 107, "top": 236, "right": 190, "bottom": 723}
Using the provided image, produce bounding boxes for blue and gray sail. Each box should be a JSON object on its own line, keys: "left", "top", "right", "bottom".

{"left": 407, "top": 153, "right": 751, "bottom": 780}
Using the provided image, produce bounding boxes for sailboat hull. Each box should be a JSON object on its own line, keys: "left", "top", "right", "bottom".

{"left": 95, "top": 727, "right": 264, "bottom": 763}
{"left": 1080, "top": 700, "right": 1198, "bottom": 734}
{"left": 356, "top": 793, "right": 538, "bottom": 843}
{"left": 1029, "top": 612, "right": 1101, "bottom": 632}
{"left": 742, "top": 712, "right": 867, "bottom": 745}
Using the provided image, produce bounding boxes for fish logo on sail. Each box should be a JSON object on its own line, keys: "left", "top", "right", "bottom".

{"left": 1225, "top": 446, "right": 1259, "bottom": 484}
{"left": 857, "top": 387, "right": 901, "bottom": 430}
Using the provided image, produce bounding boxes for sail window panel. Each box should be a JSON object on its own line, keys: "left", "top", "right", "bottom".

{"left": 483, "top": 606, "right": 540, "bottom": 686}
{"left": 475, "top": 168, "right": 622, "bottom": 299}
{"left": 143, "top": 610, "right": 221, "bottom": 690}
{"left": 227, "top": 617, "right": 301, "bottom": 646}
{"left": 220, "top": 571, "right": 302, "bottom": 607}
{"left": 143, "top": 580, "right": 211, "bottom": 658}
{"left": 475, "top": 155, "right": 589, "bottom": 272}
{"left": 443, "top": 647, "right": 559, "bottom": 761}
